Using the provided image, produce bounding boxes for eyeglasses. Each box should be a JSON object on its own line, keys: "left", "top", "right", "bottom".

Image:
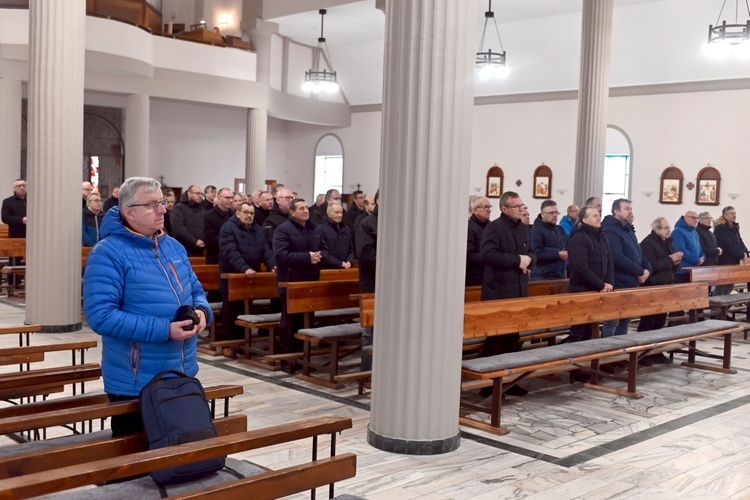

{"left": 277, "top": 196, "right": 294, "bottom": 200}
{"left": 128, "top": 199, "right": 168, "bottom": 211}
{"left": 504, "top": 204, "right": 524, "bottom": 210}
{"left": 239, "top": 210, "right": 255, "bottom": 216}
{"left": 685, "top": 215, "right": 699, "bottom": 220}
{"left": 477, "top": 205, "right": 492, "bottom": 210}
{"left": 90, "top": 199, "right": 102, "bottom": 202}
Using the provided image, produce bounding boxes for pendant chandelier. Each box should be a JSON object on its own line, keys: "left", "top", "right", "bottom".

{"left": 705, "top": 0, "right": 750, "bottom": 59}
{"left": 302, "top": 9, "right": 340, "bottom": 94}
{"left": 476, "top": 0, "right": 508, "bottom": 80}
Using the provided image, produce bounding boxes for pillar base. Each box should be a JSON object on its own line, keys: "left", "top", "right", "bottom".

{"left": 367, "top": 425, "right": 460, "bottom": 455}
{"left": 37, "top": 322, "right": 83, "bottom": 333}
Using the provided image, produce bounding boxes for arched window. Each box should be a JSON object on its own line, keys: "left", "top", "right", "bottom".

{"left": 313, "top": 134, "right": 343, "bottom": 198}
{"left": 603, "top": 126, "right": 632, "bottom": 211}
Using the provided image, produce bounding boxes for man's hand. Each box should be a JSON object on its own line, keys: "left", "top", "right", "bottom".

{"left": 169, "top": 319, "right": 198, "bottom": 340}
{"left": 670, "top": 252, "right": 683, "bottom": 264}
{"left": 602, "top": 283, "right": 614, "bottom": 292}
{"left": 519, "top": 254, "right": 532, "bottom": 270}
{"left": 637, "top": 269, "right": 650, "bottom": 284}
{"left": 22, "top": 217, "right": 27, "bottom": 225}
{"left": 195, "top": 239, "right": 206, "bottom": 248}
{"left": 195, "top": 308, "right": 207, "bottom": 332}
{"left": 718, "top": 247, "right": 723, "bottom": 255}
{"left": 699, "top": 256, "right": 705, "bottom": 265}
{"left": 558, "top": 250, "right": 569, "bottom": 261}
{"left": 341, "top": 261, "right": 352, "bottom": 269}
{"left": 310, "top": 251, "right": 322, "bottom": 264}
{"left": 244, "top": 268, "right": 257, "bottom": 278}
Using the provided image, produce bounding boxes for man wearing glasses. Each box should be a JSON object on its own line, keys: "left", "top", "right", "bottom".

{"left": 466, "top": 196, "right": 492, "bottom": 286}
{"left": 203, "top": 187, "right": 235, "bottom": 265}
{"left": 170, "top": 184, "right": 207, "bottom": 256}
{"left": 530, "top": 200, "right": 568, "bottom": 280}
{"left": 82, "top": 193, "right": 105, "bottom": 246}
{"left": 263, "top": 187, "right": 295, "bottom": 247}
{"left": 671, "top": 210, "right": 706, "bottom": 270}
{"left": 84, "top": 177, "right": 212, "bottom": 435}
{"left": 479, "top": 191, "right": 535, "bottom": 397}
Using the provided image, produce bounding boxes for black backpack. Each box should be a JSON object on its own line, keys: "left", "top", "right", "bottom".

{"left": 139, "top": 370, "right": 225, "bottom": 485}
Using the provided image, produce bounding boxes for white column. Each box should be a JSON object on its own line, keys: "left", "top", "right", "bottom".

{"left": 124, "top": 94, "right": 150, "bottom": 178}
{"left": 26, "top": 0, "right": 86, "bottom": 331}
{"left": 368, "top": 0, "right": 475, "bottom": 454}
{"left": 245, "top": 108, "right": 267, "bottom": 193}
{"left": 0, "top": 78, "right": 22, "bottom": 189}
{"left": 573, "top": 0, "right": 614, "bottom": 205}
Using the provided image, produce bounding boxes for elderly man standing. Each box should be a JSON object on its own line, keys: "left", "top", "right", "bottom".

{"left": 82, "top": 193, "right": 105, "bottom": 247}
{"left": 1, "top": 179, "right": 27, "bottom": 238}
{"left": 601, "top": 199, "right": 651, "bottom": 337}
{"left": 319, "top": 201, "right": 354, "bottom": 269}
{"left": 171, "top": 185, "right": 206, "bottom": 256}
{"left": 480, "top": 191, "right": 535, "bottom": 396}
{"left": 671, "top": 210, "right": 705, "bottom": 270}
{"left": 696, "top": 212, "right": 722, "bottom": 266}
{"left": 219, "top": 202, "right": 275, "bottom": 341}
{"left": 531, "top": 200, "right": 568, "bottom": 280}
{"left": 559, "top": 205, "right": 579, "bottom": 235}
{"left": 466, "top": 197, "right": 492, "bottom": 286}
{"left": 83, "top": 177, "right": 212, "bottom": 436}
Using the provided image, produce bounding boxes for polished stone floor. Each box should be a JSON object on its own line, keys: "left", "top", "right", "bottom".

{"left": 2, "top": 298, "right": 750, "bottom": 499}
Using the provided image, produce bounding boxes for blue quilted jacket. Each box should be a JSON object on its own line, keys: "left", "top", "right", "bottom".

{"left": 83, "top": 207, "right": 213, "bottom": 396}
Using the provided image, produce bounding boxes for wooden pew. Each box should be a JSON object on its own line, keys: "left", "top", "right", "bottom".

{"left": 191, "top": 264, "right": 222, "bottom": 354}
{"left": 188, "top": 256, "right": 206, "bottom": 266}
{"left": 688, "top": 265, "right": 750, "bottom": 323}
{"left": 283, "top": 279, "right": 362, "bottom": 389}
{"left": 0, "top": 416, "right": 355, "bottom": 500}
{"left": 0, "top": 384, "right": 244, "bottom": 437}
{"left": 360, "top": 284, "right": 742, "bottom": 435}
{"left": 0, "top": 364, "right": 102, "bottom": 401}
{"left": 0, "top": 239, "right": 25, "bottom": 297}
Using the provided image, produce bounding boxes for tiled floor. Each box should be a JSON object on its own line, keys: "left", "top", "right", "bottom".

{"left": 2, "top": 298, "right": 750, "bottom": 499}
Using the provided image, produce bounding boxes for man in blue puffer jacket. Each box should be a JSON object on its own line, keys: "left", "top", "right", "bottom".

{"left": 601, "top": 198, "right": 651, "bottom": 337}
{"left": 83, "top": 177, "right": 213, "bottom": 436}
{"left": 671, "top": 210, "right": 706, "bottom": 270}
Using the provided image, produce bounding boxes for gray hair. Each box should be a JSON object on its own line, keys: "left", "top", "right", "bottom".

{"left": 698, "top": 211, "right": 712, "bottom": 220}
{"left": 119, "top": 177, "right": 161, "bottom": 208}
{"left": 87, "top": 193, "right": 102, "bottom": 202}
{"left": 470, "top": 196, "right": 488, "bottom": 211}
{"left": 326, "top": 201, "right": 343, "bottom": 214}
{"left": 651, "top": 217, "right": 668, "bottom": 231}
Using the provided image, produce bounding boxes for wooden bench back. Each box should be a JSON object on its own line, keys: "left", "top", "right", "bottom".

{"left": 192, "top": 264, "right": 220, "bottom": 292}
{"left": 0, "top": 238, "right": 25, "bottom": 257}
{"left": 285, "top": 280, "right": 361, "bottom": 314}
{"left": 223, "top": 272, "right": 280, "bottom": 302}
{"left": 688, "top": 265, "right": 750, "bottom": 286}
{"left": 188, "top": 256, "right": 206, "bottom": 266}
{"left": 0, "top": 224, "right": 8, "bottom": 238}
{"left": 361, "top": 283, "right": 710, "bottom": 335}
{"left": 464, "top": 279, "right": 569, "bottom": 302}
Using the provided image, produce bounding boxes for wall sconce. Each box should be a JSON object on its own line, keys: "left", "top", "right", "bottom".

{"left": 728, "top": 192, "right": 741, "bottom": 199}
{"left": 219, "top": 15, "right": 231, "bottom": 26}
{"left": 642, "top": 190, "right": 654, "bottom": 197}
{"left": 556, "top": 188, "right": 567, "bottom": 195}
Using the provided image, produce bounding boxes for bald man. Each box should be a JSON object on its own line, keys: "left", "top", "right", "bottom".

{"left": 671, "top": 210, "right": 705, "bottom": 268}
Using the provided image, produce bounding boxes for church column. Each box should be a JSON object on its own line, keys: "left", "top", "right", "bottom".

{"left": 245, "top": 108, "right": 267, "bottom": 193}
{"left": 26, "top": 0, "right": 85, "bottom": 331}
{"left": 124, "top": 94, "right": 150, "bottom": 178}
{"left": 0, "top": 78, "right": 22, "bottom": 190}
{"left": 573, "top": 0, "right": 614, "bottom": 205}
{"left": 368, "top": 0, "right": 475, "bottom": 454}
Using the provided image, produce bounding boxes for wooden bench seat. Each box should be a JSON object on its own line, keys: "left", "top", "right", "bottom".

{"left": 0, "top": 384, "right": 243, "bottom": 437}
{"left": 0, "top": 416, "right": 355, "bottom": 500}
{"left": 295, "top": 323, "right": 364, "bottom": 389}
{"left": 458, "top": 283, "right": 742, "bottom": 435}
{"left": 688, "top": 265, "right": 750, "bottom": 322}
{"left": 0, "top": 364, "right": 102, "bottom": 401}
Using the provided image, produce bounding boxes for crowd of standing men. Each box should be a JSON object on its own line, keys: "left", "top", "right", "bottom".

{"left": 466, "top": 191, "right": 750, "bottom": 392}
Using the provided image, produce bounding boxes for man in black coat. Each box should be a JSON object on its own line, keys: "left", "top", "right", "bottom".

{"left": 714, "top": 206, "right": 750, "bottom": 295}
{"left": 170, "top": 185, "right": 206, "bottom": 256}
{"left": 567, "top": 205, "right": 614, "bottom": 342}
{"left": 102, "top": 186, "right": 119, "bottom": 213}
{"left": 355, "top": 190, "right": 378, "bottom": 371}
{"left": 347, "top": 190, "right": 365, "bottom": 225}
{"left": 273, "top": 198, "right": 329, "bottom": 358}
{"left": 203, "top": 188, "right": 234, "bottom": 265}
{"left": 696, "top": 212, "right": 722, "bottom": 266}
{"left": 254, "top": 191, "right": 274, "bottom": 227}
{"left": 218, "top": 203, "right": 275, "bottom": 341}
{"left": 319, "top": 202, "right": 355, "bottom": 269}
{"left": 466, "top": 196, "right": 491, "bottom": 286}
{"left": 263, "top": 188, "right": 294, "bottom": 248}
{"left": 479, "top": 191, "right": 535, "bottom": 395}
{"left": 530, "top": 200, "right": 568, "bottom": 280}
{"left": 1, "top": 179, "right": 27, "bottom": 238}
{"left": 639, "top": 217, "right": 683, "bottom": 337}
